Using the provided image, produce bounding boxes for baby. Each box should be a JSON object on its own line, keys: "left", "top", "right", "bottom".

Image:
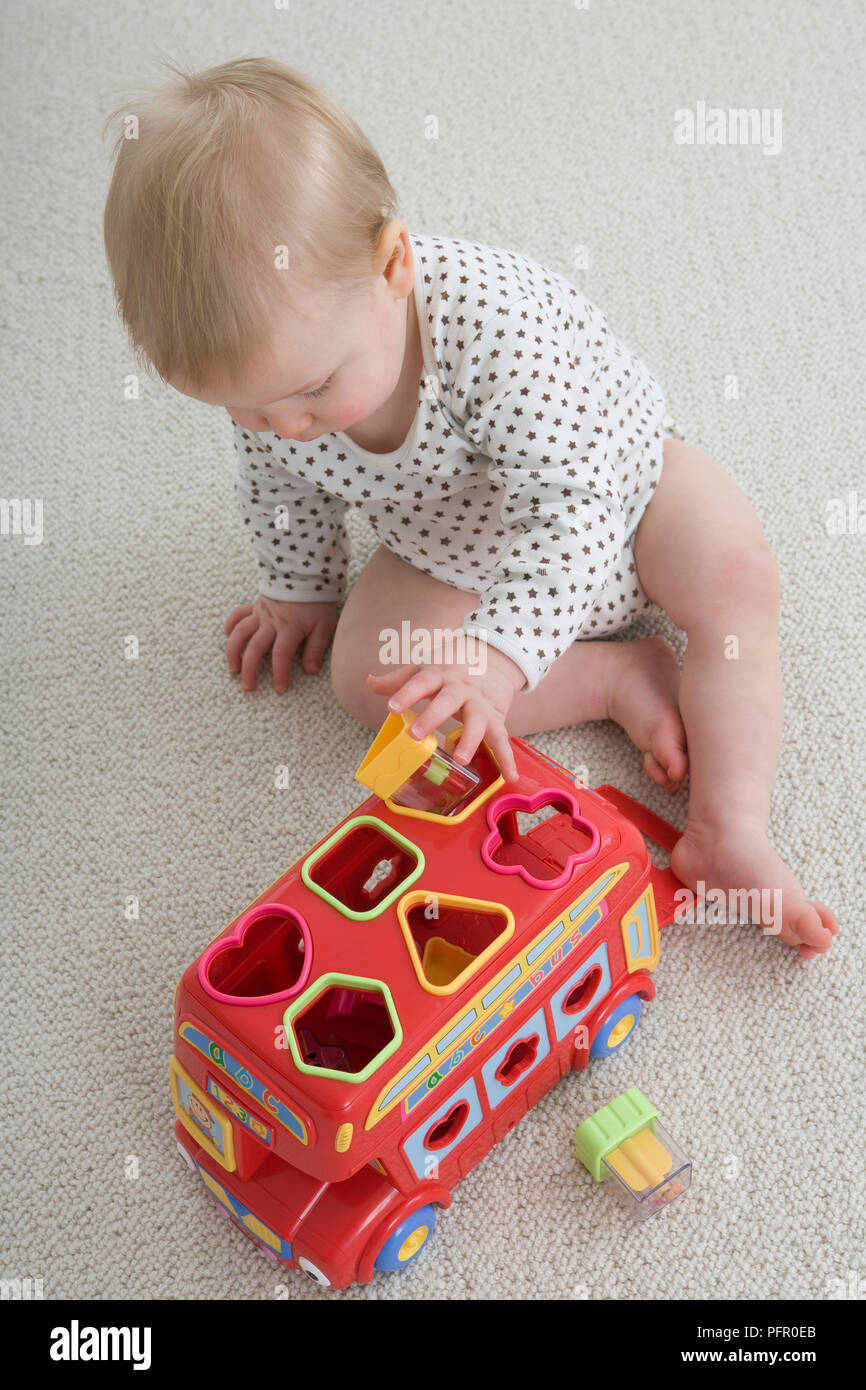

{"left": 103, "top": 56, "right": 837, "bottom": 958}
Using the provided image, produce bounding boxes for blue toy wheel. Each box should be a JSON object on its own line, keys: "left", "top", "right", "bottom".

{"left": 374, "top": 1204, "right": 437, "bottom": 1272}
{"left": 590, "top": 993, "right": 643, "bottom": 1058}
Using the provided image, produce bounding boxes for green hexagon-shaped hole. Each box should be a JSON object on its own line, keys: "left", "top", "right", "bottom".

{"left": 287, "top": 975, "right": 402, "bottom": 1082}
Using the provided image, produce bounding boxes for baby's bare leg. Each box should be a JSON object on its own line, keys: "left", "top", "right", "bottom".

{"left": 634, "top": 437, "right": 838, "bottom": 956}
{"left": 330, "top": 545, "right": 686, "bottom": 787}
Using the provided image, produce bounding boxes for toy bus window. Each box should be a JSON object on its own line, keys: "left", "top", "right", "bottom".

{"left": 424, "top": 1100, "right": 470, "bottom": 1151}
{"left": 399, "top": 893, "right": 514, "bottom": 992}
{"left": 302, "top": 817, "right": 424, "bottom": 920}
{"left": 562, "top": 966, "right": 603, "bottom": 1015}
{"left": 495, "top": 1034, "right": 540, "bottom": 1087}
{"left": 199, "top": 904, "right": 311, "bottom": 1005}
{"left": 481, "top": 790, "right": 601, "bottom": 890}
{"left": 292, "top": 981, "right": 399, "bottom": 1078}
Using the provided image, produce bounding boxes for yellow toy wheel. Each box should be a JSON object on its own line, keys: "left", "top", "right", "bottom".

{"left": 590, "top": 994, "right": 643, "bottom": 1058}
{"left": 375, "top": 1204, "right": 437, "bottom": 1272}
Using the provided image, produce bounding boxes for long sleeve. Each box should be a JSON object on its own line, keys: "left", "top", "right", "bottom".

{"left": 450, "top": 294, "right": 628, "bottom": 691}
{"left": 232, "top": 422, "right": 350, "bottom": 603}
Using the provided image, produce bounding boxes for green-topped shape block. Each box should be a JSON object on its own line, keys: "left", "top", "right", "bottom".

{"left": 574, "top": 1087, "right": 660, "bottom": 1182}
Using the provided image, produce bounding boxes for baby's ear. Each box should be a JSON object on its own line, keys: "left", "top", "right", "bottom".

{"left": 375, "top": 220, "right": 412, "bottom": 286}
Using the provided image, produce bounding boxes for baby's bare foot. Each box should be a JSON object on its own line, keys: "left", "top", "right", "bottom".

{"left": 607, "top": 637, "right": 688, "bottom": 791}
{"left": 671, "top": 820, "right": 839, "bottom": 958}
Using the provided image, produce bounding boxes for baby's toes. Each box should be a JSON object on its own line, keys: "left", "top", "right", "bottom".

{"left": 816, "top": 903, "right": 840, "bottom": 936}
{"left": 787, "top": 898, "right": 835, "bottom": 954}
{"left": 664, "top": 740, "right": 689, "bottom": 786}
{"left": 645, "top": 740, "right": 687, "bottom": 791}
{"left": 644, "top": 750, "right": 675, "bottom": 791}
{"left": 768, "top": 919, "right": 801, "bottom": 951}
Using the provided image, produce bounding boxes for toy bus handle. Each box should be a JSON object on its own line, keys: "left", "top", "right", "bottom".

{"left": 594, "top": 786, "right": 679, "bottom": 852}
{"left": 594, "top": 785, "right": 686, "bottom": 930}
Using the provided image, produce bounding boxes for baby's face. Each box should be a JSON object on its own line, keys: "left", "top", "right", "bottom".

{"left": 172, "top": 265, "right": 411, "bottom": 444}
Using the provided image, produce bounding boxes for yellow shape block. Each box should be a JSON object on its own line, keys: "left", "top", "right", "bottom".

{"left": 335, "top": 1122, "right": 354, "bottom": 1152}
{"left": 422, "top": 936, "right": 476, "bottom": 986}
{"left": 355, "top": 710, "right": 437, "bottom": 800}
{"left": 607, "top": 1127, "right": 672, "bottom": 1192}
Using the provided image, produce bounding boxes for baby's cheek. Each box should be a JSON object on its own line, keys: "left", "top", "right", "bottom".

{"left": 332, "top": 396, "right": 369, "bottom": 429}
{"left": 228, "top": 409, "right": 266, "bottom": 431}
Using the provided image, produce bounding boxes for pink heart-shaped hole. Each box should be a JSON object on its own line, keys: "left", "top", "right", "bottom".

{"left": 199, "top": 903, "right": 312, "bottom": 1006}
{"left": 480, "top": 788, "right": 600, "bottom": 890}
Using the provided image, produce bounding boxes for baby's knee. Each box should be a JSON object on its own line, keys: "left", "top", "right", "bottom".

{"left": 681, "top": 537, "right": 780, "bottom": 630}
{"left": 330, "top": 630, "right": 385, "bottom": 729}
{"left": 714, "top": 540, "right": 779, "bottom": 612}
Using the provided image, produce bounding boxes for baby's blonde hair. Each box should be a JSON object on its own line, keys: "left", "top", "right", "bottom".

{"left": 102, "top": 56, "right": 398, "bottom": 392}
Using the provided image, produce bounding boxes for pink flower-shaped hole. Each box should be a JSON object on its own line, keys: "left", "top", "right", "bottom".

{"left": 480, "top": 789, "right": 600, "bottom": 890}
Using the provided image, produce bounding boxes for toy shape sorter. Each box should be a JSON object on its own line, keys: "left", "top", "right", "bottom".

{"left": 171, "top": 709, "right": 686, "bottom": 1288}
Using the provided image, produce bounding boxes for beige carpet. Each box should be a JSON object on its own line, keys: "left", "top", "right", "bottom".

{"left": 1, "top": 0, "right": 864, "bottom": 1300}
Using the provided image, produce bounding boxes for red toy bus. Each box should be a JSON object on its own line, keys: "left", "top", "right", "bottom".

{"left": 171, "top": 715, "right": 684, "bottom": 1289}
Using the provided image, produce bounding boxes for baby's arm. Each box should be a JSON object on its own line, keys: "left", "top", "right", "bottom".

{"left": 229, "top": 423, "right": 349, "bottom": 690}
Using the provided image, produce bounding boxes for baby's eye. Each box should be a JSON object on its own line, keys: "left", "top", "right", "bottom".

{"left": 303, "top": 375, "right": 333, "bottom": 400}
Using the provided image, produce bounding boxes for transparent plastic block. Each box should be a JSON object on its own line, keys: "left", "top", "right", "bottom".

{"left": 390, "top": 732, "right": 481, "bottom": 817}
{"left": 600, "top": 1120, "right": 692, "bottom": 1220}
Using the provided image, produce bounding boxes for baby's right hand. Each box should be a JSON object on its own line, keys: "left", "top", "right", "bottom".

{"left": 224, "top": 595, "right": 338, "bottom": 692}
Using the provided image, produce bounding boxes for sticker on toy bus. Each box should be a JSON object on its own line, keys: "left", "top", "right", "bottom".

{"left": 170, "top": 1056, "right": 236, "bottom": 1171}
{"left": 205, "top": 1075, "right": 273, "bottom": 1146}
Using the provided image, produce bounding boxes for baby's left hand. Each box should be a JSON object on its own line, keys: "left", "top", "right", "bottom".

{"left": 367, "top": 646, "right": 526, "bottom": 782}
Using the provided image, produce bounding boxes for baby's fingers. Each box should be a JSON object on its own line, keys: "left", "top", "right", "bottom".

{"left": 301, "top": 620, "right": 334, "bottom": 675}
{"left": 226, "top": 613, "right": 260, "bottom": 674}
{"left": 384, "top": 667, "right": 444, "bottom": 715}
{"left": 225, "top": 603, "right": 254, "bottom": 637}
{"left": 452, "top": 703, "right": 518, "bottom": 781}
{"left": 408, "top": 687, "right": 464, "bottom": 740}
{"left": 271, "top": 627, "right": 301, "bottom": 693}
{"left": 485, "top": 718, "right": 519, "bottom": 783}
{"left": 240, "top": 623, "right": 275, "bottom": 691}
{"left": 367, "top": 665, "right": 419, "bottom": 696}
{"left": 451, "top": 703, "right": 487, "bottom": 767}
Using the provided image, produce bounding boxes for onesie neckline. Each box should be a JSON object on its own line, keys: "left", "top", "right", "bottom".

{"left": 332, "top": 235, "right": 435, "bottom": 466}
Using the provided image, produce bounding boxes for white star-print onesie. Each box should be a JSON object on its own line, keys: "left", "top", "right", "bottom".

{"left": 233, "top": 234, "right": 683, "bottom": 691}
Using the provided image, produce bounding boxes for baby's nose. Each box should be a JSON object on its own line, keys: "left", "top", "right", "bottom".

{"left": 270, "top": 411, "right": 314, "bottom": 440}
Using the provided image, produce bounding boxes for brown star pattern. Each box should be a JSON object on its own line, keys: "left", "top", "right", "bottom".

{"left": 232, "top": 234, "right": 676, "bottom": 688}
